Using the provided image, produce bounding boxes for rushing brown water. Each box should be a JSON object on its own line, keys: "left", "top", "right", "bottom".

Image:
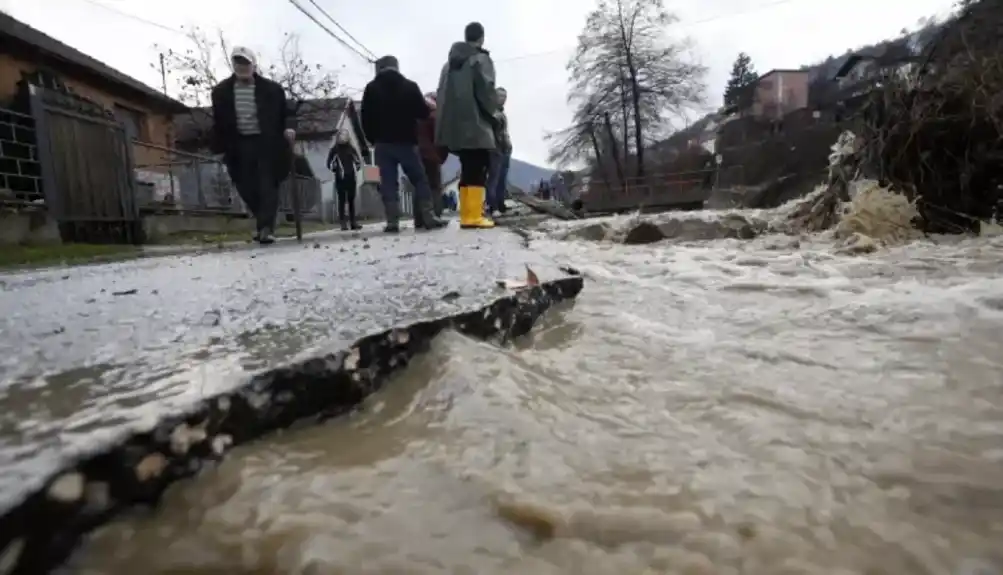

{"left": 70, "top": 219, "right": 1003, "bottom": 574}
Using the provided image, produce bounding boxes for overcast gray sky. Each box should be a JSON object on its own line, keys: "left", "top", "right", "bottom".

{"left": 7, "top": 0, "right": 957, "bottom": 167}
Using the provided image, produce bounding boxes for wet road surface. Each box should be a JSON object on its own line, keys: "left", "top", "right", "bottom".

{"left": 64, "top": 215, "right": 1003, "bottom": 574}
{"left": 0, "top": 227, "right": 557, "bottom": 514}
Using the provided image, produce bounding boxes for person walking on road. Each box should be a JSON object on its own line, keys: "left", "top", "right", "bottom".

{"left": 210, "top": 46, "right": 295, "bottom": 244}
{"left": 486, "top": 86, "right": 512, "bottom": 216}
{"left": 326, "top": 131, "right": 363, "bottom": 230}
{"left": 361, "top": 55, "right": 446, "bottom": 233}
{"left": 435, "top": 21, "right": 499, "bottom": 230}
{"left": 417, "top": 92, "right": 449, "bottom": 219}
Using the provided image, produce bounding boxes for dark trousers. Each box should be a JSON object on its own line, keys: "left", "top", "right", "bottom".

{"left": 457, "top": 149, "right": 490, "bottom": 187}
{"left": 335, "top": 178, "right": 357, "bottom": 222}
{"left": 422, "top": 158, "right": 443, "bottom": 216}
{"left": 233, "top": 135, "right": 279, "bottom": 232}
{"left": 374, "top": 143, "right": 432, "bottom": 207}
{"left": 487, "top": 151, "right": 511, "bottom": 211}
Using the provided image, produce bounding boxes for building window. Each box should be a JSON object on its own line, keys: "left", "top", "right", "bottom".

{"left": 114, "top": 104, "right": 147, "bottom": 141}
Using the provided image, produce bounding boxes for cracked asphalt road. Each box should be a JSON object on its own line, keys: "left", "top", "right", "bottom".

{"left": 0, "top": 226, "right": 561, "bottom": 512}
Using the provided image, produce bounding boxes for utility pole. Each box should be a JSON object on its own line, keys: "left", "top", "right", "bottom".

{"left": 158, "top": 52, "right": 177, "bottom": 204}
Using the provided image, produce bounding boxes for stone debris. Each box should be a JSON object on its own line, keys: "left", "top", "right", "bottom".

{"left": 556, "top": 212, "right": 767, "bottom": 245}
{"left": 547, "top": 130, "right": 934, "bottom": 254}
{"left": 45, "top": 473, "right": 84, "bottom": 504}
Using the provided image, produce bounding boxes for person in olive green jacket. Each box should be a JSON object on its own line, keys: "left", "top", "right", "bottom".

{"left": 435, "top": 21, "right": 499, "bottom": 229}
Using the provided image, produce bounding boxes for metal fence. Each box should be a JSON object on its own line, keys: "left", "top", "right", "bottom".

{"left": 0, "top": 107, "right": 42, "bottom": 206}
{"left": 279, "top": 175, "right": 322, "bottom": 221}
{"left": 132, "top": 140, "right": 322, "bottom": 221}
{"left": 575, "top": 169, "right": 714, "bottom": 213}
{"left": 132, "top": 140, "right": 243, "bottom": 213}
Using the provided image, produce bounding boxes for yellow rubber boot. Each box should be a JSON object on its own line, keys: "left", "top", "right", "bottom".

{"left": 459, "top": 186, "right": 495, "bottom": 229}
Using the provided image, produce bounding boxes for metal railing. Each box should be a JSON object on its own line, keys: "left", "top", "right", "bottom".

{"left": 573, "top": 169, "right": 715, "bottom": 212}
{"left": 279, "top": 175, "right": 322, "bottom": 221}
{"left": 132, "top": 140, "right": 244, "bottom": 214}
{"left": 0, "top": 107, "right": 43, "bottom": 206}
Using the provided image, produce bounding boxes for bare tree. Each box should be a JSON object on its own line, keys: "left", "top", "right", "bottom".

{"left": 550, "top": 0, "right": 706, "bottom": 177}
{"left": 154, "top": 27, "right": 342, "bottom": 145}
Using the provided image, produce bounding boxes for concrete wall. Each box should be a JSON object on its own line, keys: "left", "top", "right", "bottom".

{"left": 0, "top": 209, "right": 261, "bottom": 245}
{"left": 142, "top": 213, "right": 253, "bottom": 241}
{"left": 0, "top": 209, "right": 60, "bottom": 245}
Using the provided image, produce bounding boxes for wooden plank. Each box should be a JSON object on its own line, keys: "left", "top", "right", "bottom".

{"left": 511, "top": 193, "right": 579, "bottom": 220}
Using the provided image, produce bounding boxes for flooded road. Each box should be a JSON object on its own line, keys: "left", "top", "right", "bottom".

{"left": 70, "top": 219, "right": 1003, "bottom": 574}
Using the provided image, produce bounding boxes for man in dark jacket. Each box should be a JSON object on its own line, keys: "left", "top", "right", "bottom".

{"left": 435, "top": 21, "right": 498, "bottom": 229}
{"left": 325, "top": 132, "right": 362, "bottom": 230}
{"left": 210, "top": 46, "right": 295, "bottom": 244}
{"left": 361, "top": 55, "right": 445, "bottom": 233}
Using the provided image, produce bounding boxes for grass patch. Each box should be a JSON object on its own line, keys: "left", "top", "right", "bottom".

{"left": 0, "top": 243, "right": 141, "bottom": 270}
{"left": 155, "top": 221, "right": 335, "bottom": 245}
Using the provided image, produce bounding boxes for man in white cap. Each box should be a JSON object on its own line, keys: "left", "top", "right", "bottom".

{"left": 210, "top": 46, "right": 296, "bottom": 244}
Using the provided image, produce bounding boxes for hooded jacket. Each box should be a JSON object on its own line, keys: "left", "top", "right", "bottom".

{"left": 434, "top": 41, "right": 499, "bottom": 152}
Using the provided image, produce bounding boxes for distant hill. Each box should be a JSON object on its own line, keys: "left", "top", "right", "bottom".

{"left": 442, "top": 155, "right": 554, "bottom": 191}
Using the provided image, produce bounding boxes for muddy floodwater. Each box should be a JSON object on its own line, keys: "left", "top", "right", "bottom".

{"left": 70, "top": 223, "right": 1003, "bottom": 574}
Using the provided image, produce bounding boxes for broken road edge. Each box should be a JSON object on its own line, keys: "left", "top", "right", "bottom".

{"left": 0, "top": 274, "right": 585, "bottom": 574}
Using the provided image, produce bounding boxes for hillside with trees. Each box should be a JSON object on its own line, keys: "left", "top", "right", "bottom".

{"left": 548, "top": 0, "right": 969, "bottom": 203}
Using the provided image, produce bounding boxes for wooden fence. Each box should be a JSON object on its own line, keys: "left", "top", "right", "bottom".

{"left": 28, "top": 84, "right": 143, "bottom": 243}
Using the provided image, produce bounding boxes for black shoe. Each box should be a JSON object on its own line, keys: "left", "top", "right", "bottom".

{"left": 383, "top": 222, "right": 399, "bottom": 233}
{"left": 340, "top": 220, "right": 349, "bottom": 231}
{"left": 258, "top": 227, "right": 275, "bottom": 244}
{"left": 350, "top": 222, "right": 362, "bottom": 230}
{"left": 418, "top": 215, "right": 446, "bottom": 230}
{"left": 417, "top": 201, "right": 447, "bottom": 230}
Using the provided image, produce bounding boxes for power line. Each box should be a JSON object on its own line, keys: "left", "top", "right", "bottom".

{"left": 76, "top": 0, "right": 185, "bottom": 35}
{"left": 286, "top": 0, "right": 374, "bottom": 63}
{"left": 301, "top": 0, "right": 377, "bottom": 60}
{"left": 495, "top": 0, "right": 804, "bottom": 64}
{"left": 74, "top": 0, "right": 802, "bottom": 73}
{"left": 80, "top": 0, "right": 375, "bottom": 66}
{"left": 70, "top": 0, "right": 373, "bottom": 96}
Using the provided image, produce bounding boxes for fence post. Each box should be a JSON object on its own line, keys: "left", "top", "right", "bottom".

{"left": 289, "top": 142, "right": 303, "bottom": 242}
{"left": 26, "top": 85, "right": 63, "bottom": 222}
{"left": 194, "top": 157, "right": 205, "bottom": 212}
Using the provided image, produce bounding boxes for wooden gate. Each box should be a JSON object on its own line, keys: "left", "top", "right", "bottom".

{"left": 28, "top": 84, "right": 142, "bottom": 243}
